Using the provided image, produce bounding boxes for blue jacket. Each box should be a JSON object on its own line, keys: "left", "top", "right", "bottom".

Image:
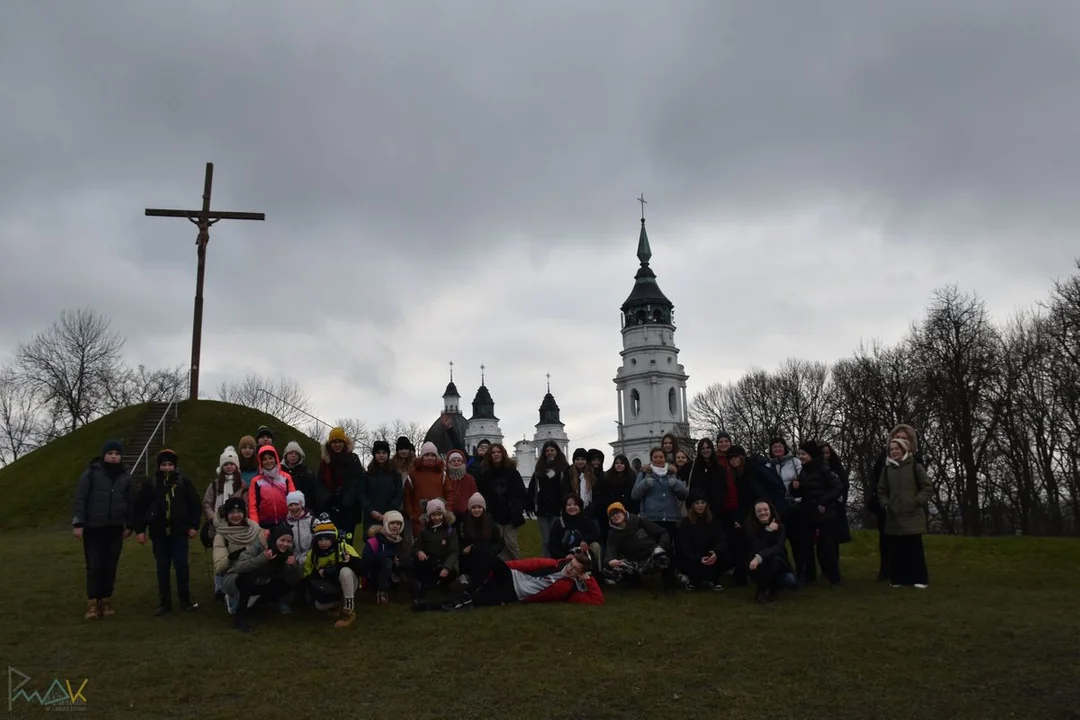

{"left": 631, "top": 466, "right": 688, "bottom": 523}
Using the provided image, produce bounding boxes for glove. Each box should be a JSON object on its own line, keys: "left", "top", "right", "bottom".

{"left": 667, "top": 477, "right": 678, "bottom": 489}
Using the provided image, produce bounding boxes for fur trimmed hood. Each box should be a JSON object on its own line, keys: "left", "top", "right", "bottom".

{"left": 889, "top": 424, "right": 918, "bottom": 454}
{"left": 321, "top": 434, "right": 356, "bottom": 464}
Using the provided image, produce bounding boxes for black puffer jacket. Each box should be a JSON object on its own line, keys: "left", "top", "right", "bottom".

{"left": 134, "top": 471, "right": 201, "bottom": 538}
{"left": 476, "top": 465, "right": 527, "bottom": 527}
{"left": 548, "top": 509, "right": 601, "bottom": 558}
{"left": 528, "top": 464, "right": 570, "bottom": 517}
{"left": 72, "top": 459, "right": 134, "bottom": 529}
{"left": 791, "top": 460, "right": 842, "bottom": 522}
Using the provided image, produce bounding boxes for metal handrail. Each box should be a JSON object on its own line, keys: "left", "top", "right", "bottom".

{"left": 131, "top": 397, "right": 181, "bottom": 477}
{"left": 255, "top": 388, "right": 333, "bottom": 437}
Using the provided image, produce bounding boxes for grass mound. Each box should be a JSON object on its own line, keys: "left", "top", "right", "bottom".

{"left": 0, "top": 400, "right": 322, "bottom": 530}
{"left": 2, "top": 529, "right": 1078, "bottom": 718}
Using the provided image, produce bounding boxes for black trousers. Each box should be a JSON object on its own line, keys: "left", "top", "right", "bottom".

{"left": 464, "top": 551, "right": 519, "bottom": 606}
{"left": 235, "top": 573, "right": 294, "bottom": 617}
{"left": 796, "top": 518, "right": 842, "bottom": 584}
{"left": 889, "top": 534, "right": 929, "bottom": 586}
{"left": 152, "top": 533, "right": 191, "bottom": 605}
{"left": 413, "top": 558, "right": 453, "bottom": 598}
{"left": 681, "top": 560, "right": 723, "bottom": 587}
{"left": 783, "top": 509, "right": 811, "bottom": 580}
{"left": 365, "top": 555, "right": 413, "bottom": 592}
{"left": 721, "top": 515, "right": 748, "bottom": 584}
{"left": 83, "top": 526, "right": 124, "bottom": 600}
{"left": 751, "top": 556, "right": 798, "bottom": 594}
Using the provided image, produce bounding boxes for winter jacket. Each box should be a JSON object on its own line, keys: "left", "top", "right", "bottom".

{"left": 676, "top": 514, "right": 728, "bottom": 570}
{"left": 744, "top": 456, "right": 790, "bottom": 513}
{"left": 202, "top": 477, "right": 246, "bottom": 522}
{"left": 225, "top": 539, "right": 304, "bottom": 587}
{"left": 303, "top": 538, "right": 362, "bottom": 577}
{"left": 606, "top": 515, "right": 671, "bottom": 563}
{"left": 134, "top": 470, "right": 201, "bottom": 538}
{"left": 211, "top": 517, "right": 263, "bottom": 575}
{"left": 791, "top": 460, "right": 842, "bottom": 522}
{"left": 527, "top": 464, "right": 571, "bottom": 517}
{"left": 317, "top": 440, "right": 365, "bottom": 511}
{"left": 878, "top": 456, "right": 932, "bottom": 535}
{"left": 764, "top": 455, "right": 802, "bottom": 500}
{"left": 445, "top": 472, "right": 480, "bottom": 517}
{"left": 363, "top": 527, "right": 413, "bottom": 566}
{"left": 475, "top": 465, "right": 527, "bottom": 527}
{"left": 285, "top": 511, "right": 314, "bottom": 565}
{"left": 247, "top": 452, "right": 297, "bottom": 528}
{"left": 72, "top": 459, "right": 134, "bottom": 529}
{"left": 592, "top": 473, "right": 638, "bottom": 522}
{"left": 749, "top": 522, "right": 793, "bottom": 573}
{"left": 871, "top": 448, "right": 926, "bottom": 503}
{"left": 413, "top": 521, "right": 459, "bottom": 573}
{"left": 457, "top": 516, "right": 505, "bottom": 558}
{"left": 283, "top": 461, "right": 320, "bottom": 515}
{"left": 502, "top": 557, "right": 605, "bottom": 605}
{"left": 547, "top": 511, "right": 601, "bottom": 559}
{"left": 360, "top": 463, "right": 404, "bottom": 526}
{"left": 404, "top": 460, "right": 449, "bottom": 526}
{"left": 631, "top": 466, "right": 688, "bottom": 523}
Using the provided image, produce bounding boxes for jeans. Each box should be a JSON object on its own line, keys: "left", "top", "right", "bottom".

{"left": 83, "top": 526, "right": 125, "bottom": 600}
{"left": 536, "top": 516, "right": 559, "bottom": 558}
{"left": 498, "top": 523, "right": 521, "bottom": 560}
{"left": 152, "top": 533, "right": 191, "bottom": 605}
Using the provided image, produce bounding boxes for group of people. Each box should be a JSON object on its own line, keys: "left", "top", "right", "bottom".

{"left": 70, "top": 421, "right": 933, "bottom": 631}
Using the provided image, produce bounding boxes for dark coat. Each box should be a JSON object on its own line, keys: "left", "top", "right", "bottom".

{"left": 475, "top": 465, "right": 527, "bottom": 527}
{"left": 360, "top": 464, "right": 404, "bottom": 522}
{"left": 676, "top": 514, "right": 727, "bottom": 569}
{"left": 527, "top": 464, "right": 570, "bottom": 517}
{"left": 748, "top": 521, "right": 793, "bottom": 573}
{"left": 457, "top": 515, "right": 505, "bottom": 557}
{"left": 283, "top": 462, "right": 321, "bottom": 514}
{"left": 134, "top": 470, "right": 201, "bottom": 538}
{"left": 547, "top": 510, "right": 601, "bottom": 558}
{"left": 878, "top": 456, "right": 933, "bottom": 535}
{"left": 744, "top": 456, "right": 790, "bottom": 513}
{"left": 72, "top": 459, "right": 134, "bottom": 529}
{"left": 605, "top": 515, "right": 670, "bottom": 563}
{"left": 592, "top": 472, "right": 638, "bottom": 521}
{"left": 318, "top": 449, "right": 365, "bottom": 510}
{"left": 791, "top": 460, "right": 843, "bottom": 523}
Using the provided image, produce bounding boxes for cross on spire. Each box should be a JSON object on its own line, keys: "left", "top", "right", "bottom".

{"left": 480, "top": 363, "right": 486, "bottom": 385}
{"left": 637, "top": 193, "right": 647, "bottom": 220}
{"left": 546, "top": 373, "right": 551, "bottom": 393}
{"left": 449, "top": 360, "right": 454, "bottom": 382}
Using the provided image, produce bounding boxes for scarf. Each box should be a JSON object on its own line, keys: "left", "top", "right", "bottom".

{"left": 162, "top": 472, "right": 177, "bottom": 529}
{"left": 886, "top": 453, "right": 910, "bottom": 467}
{"left": 326, "top": 452, "right": 348, "bottom": 491}
{"left": 447, "top": 464, "right": 466, "bottom": 482}
{"left": 261, "top": 463, "right": 281, "bottom": 483}
{"left": 214, "top": 517, "right": 263, "bottom": 548}
{"left": 651, "top": 464, "right": 668, "bottom": 477}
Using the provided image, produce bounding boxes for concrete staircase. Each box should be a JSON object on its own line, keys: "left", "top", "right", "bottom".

{"left": 127, "top": 402, "right": 177, "bottom": 480}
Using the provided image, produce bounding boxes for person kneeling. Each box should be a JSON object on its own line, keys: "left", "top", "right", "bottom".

{"left": 411, "top": 498, "right": 458, "bottom": 603}
{"left": 223, "top": 524, "right": 303, "bottom": 632}
{"left": 211, "top": 498, "right": 263, "bottom": 615}
{"left": 547, "top": 494, "right": 603, "bottom": 575}
{"left": 603, "top": 502, "right": 676, "bottom": 592}
{"left": 303, "top": 515, "right": 363, "bottom": 628}
{"left": 418, "top": 548, "right": 604, "bottom": 611}
{"left": 675, "top": 489, "right": 727, "bottom": 591}
{"left": 747, "top": 500, "right": 798, "bottom": 604}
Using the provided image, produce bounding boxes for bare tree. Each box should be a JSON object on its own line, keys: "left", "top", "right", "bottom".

{"left": 0, "top": 367, "right": 44, "bottom": 465}
{"left": 102, "top": 364, "right": 187, "bottom": 411}
{"left": 217, "top": 373, "right": 314, "bottom": 427}
{"left": 15, "top": 308, "right": 126, "bottom": 433}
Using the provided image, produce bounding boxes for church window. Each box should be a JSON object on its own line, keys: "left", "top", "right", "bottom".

{"left": 668, "top": 387, "right": 677, "bottom": 416}
{"left": 630, "top": 389, "right": 641, "bottom": 417}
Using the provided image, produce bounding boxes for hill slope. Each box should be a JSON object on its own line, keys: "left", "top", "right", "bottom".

{"left": 0, "top": 400, "right": 323, "bottom": 529}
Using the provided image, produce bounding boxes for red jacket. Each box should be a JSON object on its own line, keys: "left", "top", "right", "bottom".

{"left": 247, "top": 447, "right": 296, "bottom": 527}
{"left": 505, "top": 557, "right": 605, "bottom": 605}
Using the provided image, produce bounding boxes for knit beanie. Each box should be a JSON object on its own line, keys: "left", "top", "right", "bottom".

{"left": 257, "top": 425, "right": 274, "bottom": 441}
{"left": 327, "top": 426, "right": 348, "bottom": 443}
{"left": 286, "top": 490, "right": 305, "bottom": 508}
{"left": 607, "top": 502, "right": 627, "bottom": 517}
{"left": 372, "top": 439, "right": 391, "bottom": 455}
{"left": 425, "top": 498, "right": 447, "bottom": 518}
{"left": 268, "top": 523, "right": 292, "bottom": 551}
{"left": 476, "top": 439, "right": 491, "bottom": 450}
{"left": 156, "top": 448, "right": 178, "bottom": 468}
{"left": 468, "top": 492, "right": 487, "bottom": 509}
{"left": 798, "top": 440, "right": 823, "bottom": 461}
{"left": 238, "top": 435, "right": 257, "bottom": 451}
{"left": 312, "top": 514, "right": 337, "bottom": 540}
{"left": 446, "top": 449, "right": 466, "bottom": 464}
{"left": 382, "top": 510, "right": 405, "bottom": 529}
{"left": 219, "top": 446, "right": 240, "bottom": 469}
{"left": 889, "top": 437, "right": 911, "bottom": 455}
{"left": 281, "top": 441, "right": 305, "bottom": 463}
{"left": 420, "top": 441, "right": 439, "bottom": 457}
{"left": 572, "top": 447, "right": 588, "bottom": 461}
{"left": 396, "top": 436, "right": 414, "bottom": 452}
{"left": 222, "top": 497, "right": 246, "bottom": 517}
{"left": 716, "top": 431, "right": 732, "bottom": 441}
{"left": 101, "top": 439, "right": 123, "bottom": 456}
{"left": 727, "top": 445, "right": 746, "bottom": 458}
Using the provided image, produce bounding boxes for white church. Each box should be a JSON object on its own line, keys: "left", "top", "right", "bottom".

{"left": 425, "top": 214, "right": 690, "bottom": 469}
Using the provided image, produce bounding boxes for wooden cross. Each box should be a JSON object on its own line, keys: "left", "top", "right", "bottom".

{"left": 145, "top": 163, "right": 265, "bottom": 401}
{"left": 637, "top": 193, "right": 647, "bottom": 220}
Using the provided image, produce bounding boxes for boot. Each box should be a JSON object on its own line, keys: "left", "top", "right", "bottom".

{"left": 99, "top": 598, "right": 115, "bottom": 616}
{"left": 85, "top": 599, "right": 101, "bottom": 620}
{"left": 334, "top": 597, "right": 356, "bottom": 628}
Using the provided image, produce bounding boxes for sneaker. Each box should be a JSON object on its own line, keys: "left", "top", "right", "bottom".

{"left": 278, "top": 602, "right": 292, "bottom": 615}
{"left": 458, "top": 574, "right": 470, "bottom": 586}
{"left": 914, "top": 584, "right": 928, "bottom": 589}
{"left": 711, "top": 583, "right": 725, "bottom": 592}
{"left": 225, "top": 594, "right": 237, "bottom": 615}
{"left": 181, "top": 601, "right": 199, "bottom": 612}
{"left": 677, "top": 573, "right": 690, "bottom": 586}
{"left": 448, "top": 596, "right": 474, "bottom": 611}
{"left": 154, "top": 605, "right": 171, "bottom": 616}
{"left": 890, "top": 584, "right": 902, "bottom": 588}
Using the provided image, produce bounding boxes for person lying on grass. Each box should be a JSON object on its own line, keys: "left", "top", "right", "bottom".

{"left": 363, "top": 510, "right": 413, "bottom": 606}
{"left": 211, "top": 497, "right": 263, "bottom": 612}
{"left": 225, "top": 523, "right": 303, "bottom": 633}
{"left": 602, "top": 502, "right": 677, "bottom": 593}
{"left": 413, "top": 547, "right": 604, "bottom": 611}
{"left": 303, "top": 515, "right": 363, "bottom": 628}
{"left": 746, "top": 500, "right": 798, "bottom": 604}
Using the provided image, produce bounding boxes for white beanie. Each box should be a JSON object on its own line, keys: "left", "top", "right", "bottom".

{"left": 282, "top": 440, "right": 305, "bottom": 463}
{"left": 219, "top": 446, "right": 240, "bottom": 470}
{"left": 286, "top": 490, "right": 305, "bottom": 507}
{"left": 420, "top": 441, "right": 439, "bottom": 457}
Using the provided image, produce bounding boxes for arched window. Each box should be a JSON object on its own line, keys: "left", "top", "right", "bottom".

{"left": 668, "top": 387, "right": 677, "bottom": 416}
{"left": 630, "top": 389, "right": 641, "bottom": 417}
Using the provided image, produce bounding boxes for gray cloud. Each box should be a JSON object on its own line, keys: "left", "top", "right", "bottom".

{"left": 2, "top": 1, "right": 1077, "bottom": 449}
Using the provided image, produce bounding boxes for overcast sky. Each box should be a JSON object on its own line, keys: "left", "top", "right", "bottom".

{"left": 2, "top": 1, "right": 1078, "bottom": 453}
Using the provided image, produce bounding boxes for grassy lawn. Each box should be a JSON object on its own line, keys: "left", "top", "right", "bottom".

{"left": 3, "top": 527, "right": 1078, "bottom": 719}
